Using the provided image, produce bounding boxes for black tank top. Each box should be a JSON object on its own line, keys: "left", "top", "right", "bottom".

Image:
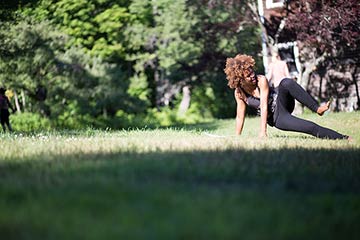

{"left": 243, "top": 87, "right": 277, "bottom": 126}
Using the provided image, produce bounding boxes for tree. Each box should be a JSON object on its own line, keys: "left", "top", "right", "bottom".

{"left": 0, "top": 17, "right": 131, "bottom": 126}
{"left": 247, "top": 0, "right": 359, "bottom": 112}
{"left": 23, "top": 0, "right": 132, "bottom": 61}
{"left": 124, "top": 0, "right": 202, "bottom": 109}
{"left": 1, "top": 0, "right": 264, "bottom": 126}
{"left": 123, "top": 0, "right": 262, "bottom": 117}
{"left": 286, "top": 0, "right": 360, "bottom": 92}
{"left": 185, "top": 0, "right": 262, "bottom": 117}
{"left": 17, "top": 1, "right": 142, "bottom": 121}
{"left": 0, "top": 18, "right": 71, "bottom": 115}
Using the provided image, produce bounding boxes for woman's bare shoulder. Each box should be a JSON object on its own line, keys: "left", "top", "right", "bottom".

{"left": 234, "top": 87, "right": 246, "bottom": 102}
{"left": 257, "top": 75, "right": 269, "bottom": 89}
{"left": 257, "top": 75, "right": 267, "bottom": 80}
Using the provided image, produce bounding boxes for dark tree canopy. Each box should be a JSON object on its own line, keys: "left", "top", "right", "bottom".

{"left": 286, "top": 0, "right": 360, "bottom": 55}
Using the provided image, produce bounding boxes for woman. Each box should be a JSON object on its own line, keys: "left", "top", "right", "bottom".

{"left": 224, "top": 54, "right": 349, "bottom": 140}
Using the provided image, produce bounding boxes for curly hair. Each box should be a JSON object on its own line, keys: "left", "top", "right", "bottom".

{"left": 224, "top": 54, "right": 256, "bottom": 89}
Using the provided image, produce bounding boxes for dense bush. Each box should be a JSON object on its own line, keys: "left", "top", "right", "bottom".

{"left": 11, "top": 112, "right": 52, "bottom": 132}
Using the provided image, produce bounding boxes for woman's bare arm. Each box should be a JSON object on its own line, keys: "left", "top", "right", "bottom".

{"left": 234, "top": 89, "right": 246, "bottom": 135}
{"left": 258, "top": 75, "right": 269, "bottom": 138}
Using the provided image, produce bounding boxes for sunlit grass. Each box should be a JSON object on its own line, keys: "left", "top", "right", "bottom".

{"left": 1, "top": 112, "right": 358, "bottom": 159}
{"left": 0, "top": 112, "right": 359, "bottom": 239}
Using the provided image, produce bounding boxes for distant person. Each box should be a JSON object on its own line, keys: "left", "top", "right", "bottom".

{"left": 224, "top": 54, "right": 350, "bottom": 140}
{"left": 266, "top": 53, "right": 290, "bottom": 88}
{"left": 0, "top": 87, "right": 16, "bottom": 132}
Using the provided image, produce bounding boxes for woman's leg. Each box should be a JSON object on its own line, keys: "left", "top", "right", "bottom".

{"left": 275, "top": 112, "right": 348, "bottom": 139}
{"left": 274, "top": 78, "right": 348, "bottom": 139}
{"left": 278, "top": 78, "right": 319, "bottom": 113}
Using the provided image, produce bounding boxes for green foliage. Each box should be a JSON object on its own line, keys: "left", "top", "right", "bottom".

{"left": 178, "top": 85, "right": 216, "bottom": 120}
{"left": 1, "top": 0, "right": 263, "bottom": 130}
{"left": 125, "top": 0, "right": 203, "bottom": 106}
{"left": 0, "top": 18, "right": 72, "bottom": 117}
{"left": 0, "top": 19, "right": 64, "bottom": 89}
{"left": 145, "top": 107, "right": 179, "bottom": 127}
{"left": 28, "top": 0, "right": 132, "bottom": 60}
{"left": 0, "top": 17, "right": 138, "bottom": 129}
{"left": 11, "top": 112, "right": 52, "bottom": 132}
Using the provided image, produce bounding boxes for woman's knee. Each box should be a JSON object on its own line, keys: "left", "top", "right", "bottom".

{"left": 274, "top": 114, "right": 290, "bottom": 130}
{"left": 279, "top": 78, "right": 294, "bottom": 88}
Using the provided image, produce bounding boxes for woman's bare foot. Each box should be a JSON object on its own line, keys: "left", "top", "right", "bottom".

{"left": 317, "top": 101, "right": 331, "bottom": 116}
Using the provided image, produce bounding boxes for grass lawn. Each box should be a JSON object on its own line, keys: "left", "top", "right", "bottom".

{"left": 1, "top": 112, "right": 360, "bottom": 239}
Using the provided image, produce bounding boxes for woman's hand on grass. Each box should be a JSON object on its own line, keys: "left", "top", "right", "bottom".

{"left": 259, "top": 132, "right": 267, "bottom": 139}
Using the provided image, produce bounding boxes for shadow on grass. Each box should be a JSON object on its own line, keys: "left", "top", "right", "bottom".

{"left": 1, "top": 148, "right": 360, "bottom": 240}
{"left": 1, "top": 147, "right": 360, "bottom": 194}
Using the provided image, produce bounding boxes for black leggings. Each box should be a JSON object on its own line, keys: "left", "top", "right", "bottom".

{"left": 273, "top": 78, "right": 348, "bottom": 139}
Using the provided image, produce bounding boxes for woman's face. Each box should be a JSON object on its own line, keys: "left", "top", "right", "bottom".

{"left": 243, "top": 67, "right": 256, "bottom": 84}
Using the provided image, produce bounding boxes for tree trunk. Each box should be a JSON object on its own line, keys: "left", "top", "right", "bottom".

{"left": 13, "top": 90, "right": 21, "bottom": 113}
{"left": 178, "top": 85, "right": 191, "bottom": 116}
{"left": 293, "top": 61, "right": 315, "bottom": 115}
{"left": 294, "top": 48, "right": 326, "bottom": 114}
{"left": 352, "top": 66, "right": 360, "bottom": 110}
{"left": 154, "top": 68, "right": 162, "bottom": 109}
{"left": 21, "top": 89, "right": 26, "bottom": 111}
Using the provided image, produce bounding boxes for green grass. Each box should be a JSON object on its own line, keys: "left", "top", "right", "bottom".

{"left": 1, "top": 112, "right": 360, "bottom": 239}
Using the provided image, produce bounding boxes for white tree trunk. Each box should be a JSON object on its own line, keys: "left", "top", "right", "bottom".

{"left": 294, "top": 48, "right": 326, "bottom": 114}
{"left": 13, "top": 90, "right": 21, "bottom": 113}
{"left": 21, "top": 89, "right": 26, "bottom": 111}
{"left": 178, "top": 86, "right": 191, "bottom": 116}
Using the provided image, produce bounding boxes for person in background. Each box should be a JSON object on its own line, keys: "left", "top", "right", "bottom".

{"left": 266, "top": 52, "right": 290, "bottom": 89}
{"left": 224, "top": 54, "right": 350, "bottom": 140}
{"left": 0, "top": 87, "right": 16, "bottom": 132}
